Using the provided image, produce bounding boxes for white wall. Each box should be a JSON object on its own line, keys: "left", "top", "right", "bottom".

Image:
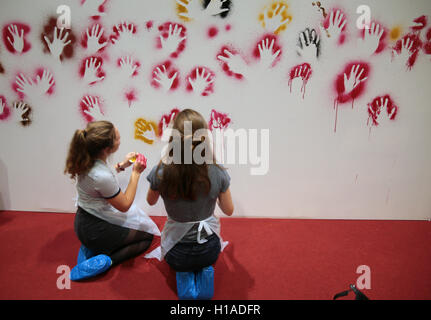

{"left": 0, "top": 0, "right": 430, "bottom": 220}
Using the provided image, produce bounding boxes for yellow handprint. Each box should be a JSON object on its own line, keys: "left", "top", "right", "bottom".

{"left": 134, "top": 118, "right": 158, "bottom": 145}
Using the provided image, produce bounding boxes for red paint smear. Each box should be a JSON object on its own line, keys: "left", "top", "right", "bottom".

{"left": 0, "top": 62, "right": 4, "bottom": 74}
{"left": 146, "top": 21, "right": 154, "bottom": 30}
{"left": 158, "top": 108, "right": 180, "bottom": 137}
{"left": 156, "top": 22, "right": 187, "bottom": 58}
{"left": 79, "top": 56, "right": 105, "bottom": 83}
{"left": 186, "top": 66, "right": 215, "bottom": 96}
{"left": 151, "top": 60, "right": 180, "bottom": 91}
{"left": 367, "top": 95, "right": 398, "bottom": 127}
{"left": 225, "top": 24, "right": 231, "bottom": 31}
{"left": 288, "top": 63, "right": 312, "bottom": 99}
{"left": 426, "top": 27, "right": 431, "bottom": 41}
{"left": 0, "top": 95, "right": 11, "bottom": 121}
{"left": 411, "top": 15, "right": 427, "bottom": 32}
{"left": 79, "top": 95, "right": 103, "bottom": 123}
{"left": 2, "top": 22, "right": 31, "bottom": 54}
{"left": 41, "top": 17, "right": 76, "bottom": 60}
{"left": 323, "top": 8, "right": 348, "bottom": 45}
{"left": 217, "top": 45, "right": 244, "bottom": 80}
{"left": 359, "top": 20, "right": 388, "bottom": 54}
{"left": 393, "top": 33, "right": 423, "bottom": 69}
{"left": 209, "top": 109, "right": 231, "bottom": 131}
{"left": 335, "top": 61, "right": 370, "bottom": 104}
{"left": 252, "top": 34, "right": 282, "bottom": 66}
{"left": 125, "top": 89, "right": 137, "bottom": 107}
{"left": 81, "top": 23, "right": 108, "bottom": 53}
{"left": 208, "top": 26, "right": 218, "bottom": 38}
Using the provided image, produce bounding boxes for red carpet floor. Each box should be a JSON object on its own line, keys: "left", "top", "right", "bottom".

{"left": 0, "top": 210, "right": 430, "bottom": 300}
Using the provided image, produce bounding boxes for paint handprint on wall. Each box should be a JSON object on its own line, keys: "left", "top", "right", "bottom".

{"left": 423, "top": 28, "right": 431, "bottom": 56}
{"left": 258, "top": 2, "right": 292, "bottom": 35}
{"left": 13, "top": 69, "right": 55, "bottom": 100}
{"left": 110, "top": 22, "right": 138, "bottom": 51}
{"left": 288, "top": 63, "right": 312, "bottom": 99}
{"left": 254, "top": 35, "right": 282, "bottom": 69}
{"left": 81, "top": 24, "right": 108, "bottom": 54}
{"left": 79, "top": 57, "right": 105, "bottom": 85}
{"left": 358, "top": 22, "right": 386, "bottom": 56}
{"left": 151, "top": 61, "right": 179, "bottom": 92}
{"left": 367, "top": 95, "right": 398, "bottom": 128}
{"left": 176, "top": 0, "right": 231, "bottom": 22}
{"left": 12, "top": 101, "right": 32, "bottom": 127}
{"left": 187, "top": 67, "right": 215, "bottom": 96}
{"left": 3, "top": 23, "right": 31, "bottom": 54}
{"left": 217, "top": 46, "right": 248, "bottom": 79}
{"left": 117, "top": 56, "right": 140, "bottom": 78}
{"left": 392, "top": 33, "right": 422, "bottom": 70}
{"left": 134, "top": 118, "right": 158, "bottom": 144}
{"left": 296, "top": 28, "right": 320, "bottom": 64}
{"left": 157, "top": 22, "right": 187, "bottom": 58}
{"left": 333, "top": 62, "right": 370, "bottom": 132}
{"left": 80, "top": 95, "right": 105, "bottom": 123}
{"left": 158, "top": 108, "right": 180, "bottom": 138}
{"left": 209, "top": 109, "right": 231, "bottom": 162}
{"left": 322, "top": 9, "right": 347, "bottom": 46}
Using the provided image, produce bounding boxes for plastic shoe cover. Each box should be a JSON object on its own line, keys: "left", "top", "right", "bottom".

{"left": 70, "top": 254, "right": 112, "bottom": 281}
{"left": 195, "top": 266, "right": 214, "bottom": 300}
{"left": 176, "top": 271, "right": 198, "bottom": 299}
{"left": 77, "top": 245, "right": 95, "bottom": 264}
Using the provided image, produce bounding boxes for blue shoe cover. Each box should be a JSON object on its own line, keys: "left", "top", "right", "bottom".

{"left": 195, "top": 266, "right": 214, "bottom": 300}
{"left": 77, "top": 245, "right": 95, "bottom": 264}
{"left": 70, "top": 254, "right": 112, "bottom": 281}
{"left": 176, "top": 271, "right": 198, "bottom": 299}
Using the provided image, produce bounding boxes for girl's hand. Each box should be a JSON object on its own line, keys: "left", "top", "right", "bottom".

{"left": 133, "top": 153, "right": 147, "bottom": 174}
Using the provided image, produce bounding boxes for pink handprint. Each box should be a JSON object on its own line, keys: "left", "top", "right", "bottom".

{"left": 41, "top": 17, "right": 76, "bottom": 61}
{"left": 333, "top": 62, "right": 370, "bottom": 132}
{"left": 288, "top": 63, "right": 312, "bottom": 99}
{"left": 410, "top": 15, "right": 427, "bottom": 32}
{"left": 157, "top": 22, "right": 187, "bottom": 58}
{"left": 79, "top": 56, "right": 105, "bottom": 85}
{"left": 151, "top": 61, "right": 179, "bottom": 92}
{"left": 209, "top": 109, "right": 231, "bottom": 131}
{"left": 80, "top": 95, "right": 104, "bottom": 123}
{"left": 3, "top": 22, "right": 31, "bottom": 54}
{"left": 186, "top": 67, "right": 215, "bottom": 96}
{"left": 392, "top": 33, "right": 422, "bottom": 70}
{"left": 110, "top": 22, "right": 137, "bottom": 46}
{"left": 358, "top": 21, "right": 387, "bottom": 55}
{"left": 158, "top": 108, "right": 180, "bottom": 138}
{"left": 217, "top": 46, "right": 248, "bottom": 79}
{"left": 367, "top": 95, "right": 398, "bottom": 127}
{"left": 81, "top": 24, "right": 108, "bottom": 54}
{"left": 322, "top": 9, "right": 347, "bottom": 45}
{"left": 13, "top": 69, "right": 55, "bottom": 99}
{"left": 117, "top": 56, "right": 140, "bottom": 78}
{"left": 423, "top": 28, "right": 431, "bottom": 55}
{"left": 253, "top": 34, "right": 282, "bottom": 68}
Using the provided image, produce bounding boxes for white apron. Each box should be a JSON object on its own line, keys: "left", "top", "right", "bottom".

{"left": 144, "top": 215, "right": 229, "bottom": 261}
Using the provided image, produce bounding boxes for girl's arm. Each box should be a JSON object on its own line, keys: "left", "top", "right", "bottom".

{"left": 147, "top": 188, "right": 160, "bottom": 206}
{"left": 217, "top": 188, "right": 234, "bottom": 216}
{"left": 107, "top": 155, "right": 146, "bottom": 212}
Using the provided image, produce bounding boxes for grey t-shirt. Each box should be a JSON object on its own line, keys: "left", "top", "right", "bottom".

{"left": 146, "top": 163, "right": 231, "bottom": 242}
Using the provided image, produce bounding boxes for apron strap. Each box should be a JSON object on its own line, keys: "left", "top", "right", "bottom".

{"left": 197, "top": 221, "right": 214, "bottom": 244}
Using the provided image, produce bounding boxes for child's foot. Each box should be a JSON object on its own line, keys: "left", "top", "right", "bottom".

{"left": 77, "top": 245, "right": 95, "bottom": 264}
{"left": 70, "top": 254, "right": 112, "bottom": 281}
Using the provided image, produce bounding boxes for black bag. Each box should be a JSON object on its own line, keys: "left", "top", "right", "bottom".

{"left": 333, "top": 284, "right": 370, "bottom": 300}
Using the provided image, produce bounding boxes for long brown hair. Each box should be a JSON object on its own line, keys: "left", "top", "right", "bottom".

{"left": 157, "top": 109, "right": 223, "bottom": 201}
{"left": 64, "top": 121, "right": 116, "bottom": 180}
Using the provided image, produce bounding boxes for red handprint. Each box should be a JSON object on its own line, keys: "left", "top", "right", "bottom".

{"left": 217, "top": 46, "right": 247, "bottom": 80}
{"left": 209, "top": 109, "right": 231, "bottom": 131}
{"left": 392, "top": 33, "right": 422, "bottom": 70}
{"left": 0, "top": 95, "right": 11, "bottom": 121}
{"left": 367, "top": 95, "right": 398, "bottom": 127}
{"left": 157, "top": 22, "right": 187, "bottom": 58}
{"left": 151, "top": 61, "right": 180, "bottom": 92}
{"left": 288, "top": 63, "right": 312, "bottom": 99}
{"left": 3, "top": 22, "right": 31, "bottom": 54}
{"left": 158, "top": 108, "right": 180, "bottom": 138}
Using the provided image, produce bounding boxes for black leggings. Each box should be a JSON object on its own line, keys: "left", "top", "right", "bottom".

{"left": 74, "top": 207, "right": 153, "bottom": 265}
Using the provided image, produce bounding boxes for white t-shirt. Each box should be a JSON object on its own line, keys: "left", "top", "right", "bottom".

{"left": 76, "top": 159, "right": 161, "bottom": 236}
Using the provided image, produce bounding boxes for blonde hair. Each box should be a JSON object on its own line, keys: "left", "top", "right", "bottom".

{"left": 64, "top": 121, "right": 115, "bottom": 179}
